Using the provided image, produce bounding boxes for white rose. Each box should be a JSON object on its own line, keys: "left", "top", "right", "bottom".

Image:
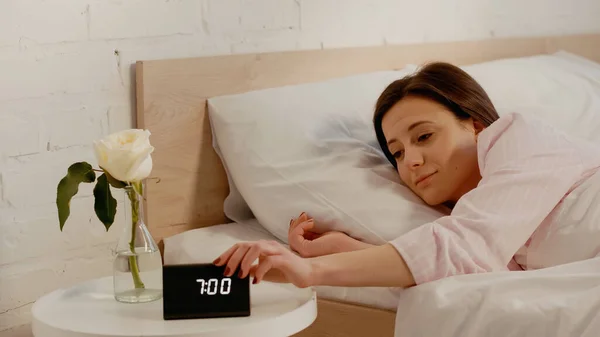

{"left": 94, "top": 129, "right": 154, "bottom": 182}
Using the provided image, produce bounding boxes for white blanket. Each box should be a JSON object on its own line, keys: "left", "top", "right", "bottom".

{"left": 164, "top": 200, "right": 600, "bottom": 337}
{"left": 165, "top": 222, "right": 600, "bottom": 337}
{"left": 394, "top": 256, "right": 600, "bottom": 337}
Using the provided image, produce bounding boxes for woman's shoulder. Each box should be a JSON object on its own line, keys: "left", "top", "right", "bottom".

{"left": 476, "top": 112, "right": 582, "bottom": 173}
{"left": 477, "top": 112, "right": 546, "bottom": 153}
{"left": 480, "top": 112, "right": 549, "bottom": 143}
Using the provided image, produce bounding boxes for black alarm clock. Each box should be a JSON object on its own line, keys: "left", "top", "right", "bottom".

{"left": 162, "top": 263, "right": 251, "bottom": 320}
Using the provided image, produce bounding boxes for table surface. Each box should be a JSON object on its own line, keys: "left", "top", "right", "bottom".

{"left": 31, "top": 276, "right": 317, "bottom": 337}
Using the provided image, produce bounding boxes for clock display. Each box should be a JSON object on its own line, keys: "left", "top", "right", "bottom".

{"left": 197, "top": 278, "right": 232, "bottom": 295}
{"left": 162, "top": 263, "right": 251, "bottom": 320}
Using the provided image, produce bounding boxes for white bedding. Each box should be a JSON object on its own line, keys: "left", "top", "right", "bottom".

{"left": 163, "top": 220, "right": 401, "bottom": 310}
{"left": 394, "top": 256, "right": 600, "bottom": 337}
{"left": 164, "top": 221, "right": 600, "bottom": 336}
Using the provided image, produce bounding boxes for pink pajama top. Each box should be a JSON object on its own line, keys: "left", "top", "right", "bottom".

{"left": 390, "top": 112, "right": 600, "bottom": 285}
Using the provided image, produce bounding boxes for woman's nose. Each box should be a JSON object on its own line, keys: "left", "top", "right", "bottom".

{"left": 404, "top": 149, "right": 424, "bottom": 169}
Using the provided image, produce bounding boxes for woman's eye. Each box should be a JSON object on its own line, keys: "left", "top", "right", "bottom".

{"left": 393, "top": 150, "right": 404, "bottom": 159}
{"left": 418, "top": 133, "right": 432, "bottom": 142}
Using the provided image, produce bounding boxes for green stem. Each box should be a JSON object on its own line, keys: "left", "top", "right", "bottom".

{"left": 127, "top": 185, "right": 145, "bottom": 289}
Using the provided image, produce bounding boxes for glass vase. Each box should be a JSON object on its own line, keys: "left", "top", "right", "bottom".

{"left": 113, "top": 182, "right": 163, "bottom": 303}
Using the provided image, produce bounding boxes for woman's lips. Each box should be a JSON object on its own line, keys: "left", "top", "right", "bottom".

{"left": 415, "top": 172, "right": 436, "bottom": 187}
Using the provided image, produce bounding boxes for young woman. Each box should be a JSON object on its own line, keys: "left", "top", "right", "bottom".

{"left": 213, "top": 62, "right": 600, "bottom": 288}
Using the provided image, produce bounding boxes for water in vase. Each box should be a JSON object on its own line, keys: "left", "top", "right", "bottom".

{"left": 113, "top": 248, "right": 163, "bottom": 303}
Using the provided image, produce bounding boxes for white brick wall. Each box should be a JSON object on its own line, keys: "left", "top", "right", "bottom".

{"left": 0, "top": 44, "right": 121, "bottom": 101}
{"left": 1, "top": 0, "right": 599, "bottom": 335}
{"left": 0, "top": 0, "right": 89, "bottom": 47}
{"left": 89, "top": 0, "right": 203, "bottom": 39}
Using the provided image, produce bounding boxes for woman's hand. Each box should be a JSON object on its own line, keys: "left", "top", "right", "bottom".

{"left": 213, "top": 238, "right": 416, "bottom": 289}
{"left": 213, "top": 240, "right": 315, "bottom": 288}
{"left": 288, "top": 212, "right": 374, "bottom": 257}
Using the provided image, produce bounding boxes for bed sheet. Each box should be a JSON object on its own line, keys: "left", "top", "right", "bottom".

{"left": 164, "top": 220, "right": 600, "bottom": 336}
{"left": 162, "top": 219, "right": 400, "bottom": 311}
{"left": 394, "top": 255, "right": 600, "bottom": 337}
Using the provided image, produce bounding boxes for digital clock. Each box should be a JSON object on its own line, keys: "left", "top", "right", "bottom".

{"left": 162, "top": 263, "right": 251, "bottom": 320}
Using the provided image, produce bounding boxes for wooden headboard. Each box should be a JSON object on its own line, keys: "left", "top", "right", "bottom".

{"left": 135, "top": 33, "right": 600, "bottom": 246}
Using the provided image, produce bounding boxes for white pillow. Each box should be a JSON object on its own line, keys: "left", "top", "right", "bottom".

{"left": 464, "top": 51, "right": 600, "bottom": 143}
{"left": 209, "top": 68, "right": 448, "bottom": 244}
{"left": 208, "top": 51, "right": 600, "bottom": 245}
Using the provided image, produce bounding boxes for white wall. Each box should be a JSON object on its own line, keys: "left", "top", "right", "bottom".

{"left": 1, "top": 0, "right": 599, "bottom": 335}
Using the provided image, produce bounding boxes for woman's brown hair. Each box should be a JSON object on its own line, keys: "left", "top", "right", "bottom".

{"left": 373, "top": 62, "right": 500, "bottom": 168}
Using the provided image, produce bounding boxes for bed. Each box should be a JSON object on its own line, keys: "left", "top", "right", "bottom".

{"left": 135, "top": 33, "right": 600, "bottom": 337}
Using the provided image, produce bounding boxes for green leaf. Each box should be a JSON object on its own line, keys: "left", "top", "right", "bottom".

{"left": 93, "top": 174, "right": 118, "bottom": 231}
{"left": 100, "top": 167, "right": 127, "bottom": 189}
{"left": 57, "top": 162, "right": 96, "bottom": 231}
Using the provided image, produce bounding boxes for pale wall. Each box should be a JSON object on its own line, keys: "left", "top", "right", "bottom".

{"left": 1, "top": 0, "right": 600, "bottom": 335}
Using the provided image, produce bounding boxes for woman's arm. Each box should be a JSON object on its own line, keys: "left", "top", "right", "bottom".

{"left": 309, "top": 243, "right": 415, "bottom": 288}
{"left": 214, "top": 240, "right": 414, "bottom": 288}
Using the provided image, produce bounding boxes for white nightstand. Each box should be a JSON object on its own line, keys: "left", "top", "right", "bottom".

{"left": 31, "top": 276, "right": 317, "bottom": 337}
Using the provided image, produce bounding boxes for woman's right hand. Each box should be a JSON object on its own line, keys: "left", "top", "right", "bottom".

{"left": 288, "top": 212, "right": 373, "bottom": 257}
{"left": 213, "top": 239, "right": 315, "bottom": 288}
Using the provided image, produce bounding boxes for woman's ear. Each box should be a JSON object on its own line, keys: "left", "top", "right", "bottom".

{"left": 473, "top": 120, "right": 485, "bottom": 135}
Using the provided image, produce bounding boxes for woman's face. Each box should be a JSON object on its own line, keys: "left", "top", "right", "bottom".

{"left": 381, "top": 96, "right": 484, "bottom": 206}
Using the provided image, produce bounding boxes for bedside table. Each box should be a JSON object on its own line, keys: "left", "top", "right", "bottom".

{"left": 31, "top": 276, "right": 317, "bottom": 337}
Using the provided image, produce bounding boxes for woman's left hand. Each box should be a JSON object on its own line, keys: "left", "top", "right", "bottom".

{"left": 288, "top": 212, "right": 373, "bottom": 257}
{"left": 213, "top": 240, "right": 315, "bottom": 288}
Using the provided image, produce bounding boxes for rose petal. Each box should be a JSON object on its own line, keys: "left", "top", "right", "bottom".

{"left": 123, "top": 146, "right": 154, "bottom": 181}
